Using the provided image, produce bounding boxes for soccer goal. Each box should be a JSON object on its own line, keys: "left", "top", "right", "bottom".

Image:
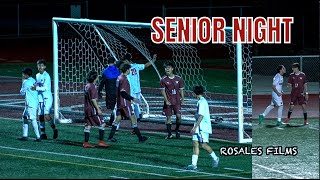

{"left": 52, "top": 17, "right": 252, "bottom": 143}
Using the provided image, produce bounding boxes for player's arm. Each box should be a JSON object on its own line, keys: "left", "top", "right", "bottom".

{"left": 272, "top": 85, "right": 282, "bottom": 96}
{"left": 144, "top": 54, "right": 157, "bottom": 68}
{"left": 35, "top": 74, "right": 51, "bottom": 92}
{"left": 304, "top": 82, "right": 308, "bottom": 100}
{"left": 20, "top": 81, "right": 27, "bottom": 95}
{"left": 161, "top": 88, "right": 171, "bottom": 105}
{"left": 179, "top": 88, "right": 185, "bottom": 105}
{"left": 120, "top": 89, "right": 138, "bottom": 103}
{"left": 91, "top": 98, "right": 102, "bottom": 115}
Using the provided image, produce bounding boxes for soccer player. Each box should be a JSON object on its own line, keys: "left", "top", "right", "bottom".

{"left": 259, "top": 65, "right": 286, "bottom": 126}
{"left": 107, "top": 63, "right": 148, "bottom": 143}
{"left": 160, "top": 61, "right": 185, "bottom": 139}
{"left": 284, "top": 63, "right": 309, "bottom": 125}
{"left": 83, "top": 71, "right": 110, "bottom": 148}
{"left": 185, "top": 85, "right": 219, "bottom": 170}
{"left": 98, "top": 57, "right": 121, "bottom": 127}
{"left": 18, "top": 68, "right": 41, "bottom": 142}
{"left": 32, "top": 59, "right": 58, "bottom": 140}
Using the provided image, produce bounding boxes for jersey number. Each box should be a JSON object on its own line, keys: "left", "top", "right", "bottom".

{"left": 294, "top": 83, "right": 298, "bottom": 88}
{"left": 131, "top": 68, "right": 137, "bottom": 76}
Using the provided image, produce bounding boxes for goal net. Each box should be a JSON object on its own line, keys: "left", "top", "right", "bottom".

{"left": 52, "top": 17, "right": 252, "bottom": 143}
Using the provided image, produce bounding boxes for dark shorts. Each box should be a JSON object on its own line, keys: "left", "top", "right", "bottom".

{"left": 162, "top": 104, "right": 181, "bottom": 116}
{"left": 290, "top": 94, "right": 306, "bottom": 105}
{"left": 84, "top": 114, "right": 104, "bottom": 126}
{"left": 116, "top": 106, "right": 134, "bottom": 119}
{"left": 106, "top": 94, "right": 116, "bottom": 110}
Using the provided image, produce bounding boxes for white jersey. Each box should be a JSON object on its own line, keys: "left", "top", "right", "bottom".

{"left": 272, "top": 73, "right": 283, "bottom": 96}
{"left": 36, "top": 71, "right": 52, "bottom": 102}
{"left": 194, "top": 97, "right": 212, "bottom": 134}
{"left": 20, "top": 77, "right": 38, "bottom": 108}
{"left": 127, "top": 63, "right": 145, "bottom": 96}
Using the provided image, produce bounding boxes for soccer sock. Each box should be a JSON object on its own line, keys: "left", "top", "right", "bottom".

{"left": 98, "top": 128, "right": 104, "bottom": 141}
{"left": 277, "top": 106, "right": 283, "bottom": 121}
{"left": 39, "top": 115, "right": 46, "bottom": 134}
{"left": 209, "top": 152, "right": 218, "bottom": 161}
{"left": 109, "top": 112, "right": 114, "bottom": 125}
{"left": 192, "top": 154, "right": 198, "bottom": 166}
{"left": 133, "top": 127, "right": 143, "bottom": 139}
{"left": 287, "top": 111, "right": 292, "bottom": 119}
{"left": 84, "top": 129, "right": 90, "bottom": 142}
{"left": 22, "top": 116, "right": 28, "bottom": 137}
{"left": 303, "top": 113, "right": 307, "bottom": 120}
{"left": 31, "top": 119, "right": 40, "bottom": 139}
{"left": 49, "top": 120, "right": 56, "bottom": 130}
{"left": 116, "top": 122, "right": 120, "bottom": 130}
{"left": 263, "top": 105, "right": 274, "bottom": 117}
{"left": 108, "top": 125, "right": 117, "bottom": 139}
{"left": 175, "top": 122, "right": 181, "bottom": 132}
{"left": 166, "top": 124, "right": 172, "bottom": 135}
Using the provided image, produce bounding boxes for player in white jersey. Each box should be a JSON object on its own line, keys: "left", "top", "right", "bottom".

{"left": 32, "top": 59, "right": 58, "bottom": 139}
{"left": 185, "top": 85, "right": 219, "bottom": 170}
{"left": 18, "top": 68, "right": 41, "bottom": 142}
{"left": 259, "top": 65, "right": 286, "bottom": 126}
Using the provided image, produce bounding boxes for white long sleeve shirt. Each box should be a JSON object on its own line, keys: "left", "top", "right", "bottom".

{"left": 20, "top": 77, "right": 38, "bottom": 108}
{"left": 35, "top": 71, "right": 52, "bottom": 102}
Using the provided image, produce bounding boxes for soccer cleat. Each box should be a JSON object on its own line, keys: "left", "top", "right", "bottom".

{"left": 284, "top": 118, "right": 290, "bottom": 124}
{"left": 34, "top": 138, "right": 41, "bottom": 142}
{"left": 131, "top": 129, "right": 136, "bottom": 135}
{"left": 107, "top": 137, "right": 117, "bottom": 142}
{"left": 276, "top": 121, "right": 285, "bottom": 126}
{"left": 165, "top": 134, "right": 174, "bottom": 139}
{"left": 258, "top": 114, "right": 264, "bottom": 124}
{"left": 304, "top": 120, "right": 309, "bottom": 125}
{"left": 176, "top": 131, "right": 181, "bottom": 138}
{"left": 40, "top": 134, "right": 48, "bottom": 140}
{"left": 139, "top": 136, "right": 148, "bottom": 142}
{"left": 83, "top": 142, "right": 95, "bottom": 148}
{"left": 18, "top": 137, "right": 28, "bottom": 141}
{"left": 97, "top": 140, "right": 110, "bottom": 147}
{"left": 213, "top": 157, "right": 219, "bottom": 168}
{"left": 185, "top": 164, "right": 197, "bottom": 170}
{"left": 53, "top": 129, "right": 58, "bottom": 139}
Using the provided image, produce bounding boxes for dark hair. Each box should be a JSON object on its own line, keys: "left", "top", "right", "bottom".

{"left": 121, "top": 53, "right": 132, "bottom": 61}
{"left": 292, "top": 63, "right": 300, "bottom": 70}
{"left": 87, "top": 71, "right": 98, "bottom": 83}
{"left": 108, "top": 57, "right": 116, "bottom": 64}
{"left": 163, "top": 61, "right": 174, "bottom": 69}
{"left": 22, "top": 68, "right": 32, "bottom": 76}
{"left": 37, "top": 59, "right": 46, "bottom": 66}
{"left": 276, "top": 65, "right": 284, "bottom": 73}
{"left": 115, "top": 60, "right": 124, "bottom": 69}
{"left": 120, "top": 63, "right": 131, "bottom": 73}
{"left": 193, "top": 85, "right": 205, "bottom": 95}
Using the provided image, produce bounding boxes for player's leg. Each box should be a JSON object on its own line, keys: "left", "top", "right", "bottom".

{"left": 300, "top": 97, "right": 308, "bottom": 125}
{"left": 186, "top": 138, "right": 200, "bottom": 170}
{"left": 285, "top": 95, "right": 296, "bottom": 124}
{"left": 38, "top": 102, "right": 47, "bottom": 139}
{"left": 130, "top": 112, "right": 148, "bottom": 142}
{"left": 174, "top": 105, "right": 182, "bottom": 138}
{"left": 97, "top": 115, "right": 110, "bottom": 147}
{"left": 259, "top": 98, "right": 275, "bottom": 124}
{"left": 107, "top": 109, "right": 123, "bottom": 142}
{"left": 44, "top": 97, "right": 58, "bottom": 139}
{"left": 199, "top": 133, "right": 219, "bottom": 168}
{"left": 275, "top": 96, "right": 284, "bottom": 126}
{"left": 83, "top": 122, "right": 94, "bottom": 148}
{"left": 163, "top": 104, "right": 173, "bottom": 139}
{"left": 18, "top": 108, "right": 29, "bottom": 141}
{"left": 30, "top": 106, "right": 41, "bottom": 141}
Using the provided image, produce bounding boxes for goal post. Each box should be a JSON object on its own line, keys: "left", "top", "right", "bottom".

{"left": 52, "top": 17, "right": 252, "bottom": 143}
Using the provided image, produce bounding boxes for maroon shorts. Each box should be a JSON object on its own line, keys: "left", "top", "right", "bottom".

{"left": 162, "top": 104, "right": 181, "bottom": 116}
{"left": 116, "top": 106, "right": 134, "bottom": 119}
{"left": 84, "top": 114, "right": 104, "bottom": 126}
{"left": 290, "top": 94, "right": 306, "bottom": 105}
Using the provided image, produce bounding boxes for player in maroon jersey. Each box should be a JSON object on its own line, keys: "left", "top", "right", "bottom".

{"left": 106, "top": 63, "right": 148, "bottom": 143}
{"left": 284, "top": 63, "right": 309, "bottom": 125}
{"left": 160, "top": 61, "right": 185, "bottom": 139}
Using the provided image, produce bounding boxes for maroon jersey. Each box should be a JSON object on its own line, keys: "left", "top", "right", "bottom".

{"left": 288, "top": 72, "right": 307, "bottom": 96}
{"left": 84, "top": 83, "right": 98, "bottom": 116}
{"left": 116, "top": 74, "right": 131, "bottom": 109}
{"left": 160, "top": 75, "right": 184, "bottom": 105}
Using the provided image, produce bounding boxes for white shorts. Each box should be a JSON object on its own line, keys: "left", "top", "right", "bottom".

{"left": 23, "top": 106, "right": 37, "bottom": 120}
{"left": 192, "top": 132, "right": 210, "bottom": 143}
{"left": 38, "top": 98, "right": 53, "bottom": 115}
{"left": 271, "top": 93, "right": 283, "bottom": 107}
{"left": 131, "top": 93, "right": 141, "bottom": 105}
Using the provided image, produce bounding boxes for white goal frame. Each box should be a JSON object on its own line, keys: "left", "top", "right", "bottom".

{"left": 52, "top": 17, "right": 252, "bottom": 144}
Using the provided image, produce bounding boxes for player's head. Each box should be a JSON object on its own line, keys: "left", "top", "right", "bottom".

{"left": 120, "top": 63, "right": 131, "bottom": 75}
{"left": 22, "top": 68, "right": 32, "bottom": 79}
{"left": 36, "top": 59, "right": 47, "bottom": 73}
{"left": 277, "top": 65, "right": 286, "bottom": 75}
{"left": 121, "top": 53, "right": 132, "bottom": 65}
{"left": 163, "top": 61, "right": 174, "bottom": 76}
{"left": 291, "top": 63, "right": 300, "bottom": 72}
{"left": 87, "top": 71, "right": 98, "bottom": 83}
{"left": 108, "top": 57, "right": 117, "bottom": 65}
{"left": 193, "top": 85, "right": 205, "bottom": 96}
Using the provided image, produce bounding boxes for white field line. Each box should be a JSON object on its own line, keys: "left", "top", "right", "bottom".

{"left": 253, "top": 163, "right": 304, "bottom": 179}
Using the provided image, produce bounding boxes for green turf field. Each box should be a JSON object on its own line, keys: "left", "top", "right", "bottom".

{"left": 252, "top": 118, "right": 319, "bottom": 179}
{"left": 0, "top": 118, "right": 251, "bottom": 179}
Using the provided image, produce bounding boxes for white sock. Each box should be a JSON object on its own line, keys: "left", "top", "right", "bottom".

{"left": 277, "top": 106, "right": 283, "bottom": 121}
{"left": 192, "top": 154, "right": 198, "bottom": 166}
{"left": 23, "top": 123, "right": 28, "bottom": 137}
{"left": 31, "top": 119, "right": 40, "bottom": 139}
{"left": 116, "top": 122, "right": 120, "bottom": 130}
{"left": 263, "top": 105, "right": 274, "bottom": 117}
{"left": 210, "top": 152, "right": 218, "bottom": 161}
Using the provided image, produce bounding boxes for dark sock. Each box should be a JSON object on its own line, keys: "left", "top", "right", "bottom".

{"left": 84, "top": 132, "right": 89, "bottom": 142}
{"left": 109, "top": 113, "right": 114, "bottom": 125}
{"left": 51, "top": 124, "right": 56, "bottom": 130}
{"left": 99, "top": 129, "right": 104, "bottom": 140}
{"left": 133, "top": 127, "right": 143, "bottom": 139}
{"left": 108, "top": 125, "right": 117, "bottom": 139}
{"left": 303, "top": 113, "right": 307, "bottom": 120}
{"left": 287, "top": 111, "right": 292, "bottom": 119}
{"left": 175, "top": 122, "right": 181, "bottom": 132}
{"left": 39, "top": 115, "right": 45, "bottom": 133}
{"left": 166, "top": 124, "right": 172, "bottom": 135}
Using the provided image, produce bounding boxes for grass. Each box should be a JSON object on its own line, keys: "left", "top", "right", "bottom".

{"left": 0, "top": 117, "right": 252, "bottom": 179}
{"left": 252, "top": 118, "right": 319, "bottom": 179}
